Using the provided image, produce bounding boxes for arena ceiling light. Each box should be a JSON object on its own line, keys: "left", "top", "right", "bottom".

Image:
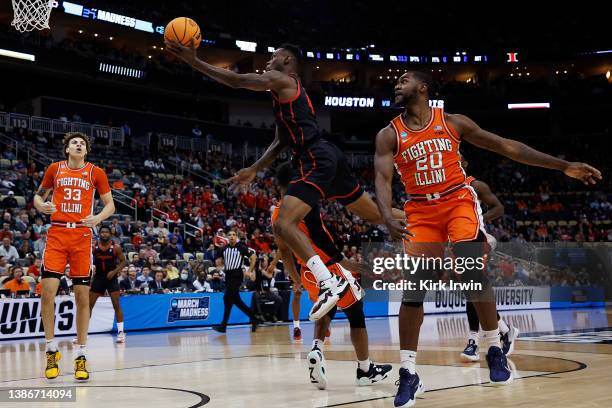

{"left": 0, "top": 48, "right": 35, "bottom": 61}
{"left": 507, "top": 103, "right": 550, "bottom": 110}
{"left": 235, "top": 40, "right": 257, "bottom": 52}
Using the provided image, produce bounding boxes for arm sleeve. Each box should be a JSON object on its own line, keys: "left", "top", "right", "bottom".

{"left": 40, "top": 162, "right": 59, "bottom": 189}
{"left": 92, "top": 166, "right": 111, "bottom": 195}
{"left": 304, "top": 209, "right": 343, "bottom": 264}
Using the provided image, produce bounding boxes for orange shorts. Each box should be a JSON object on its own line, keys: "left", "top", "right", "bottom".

{"left": 301, "top": 263, "right": 362, "bottom": 309}
{"left": 403, "top": 186, "right": 484, "bottom": 256}
{"left": 43, "top": 226, "right": 93, "bottom": 278}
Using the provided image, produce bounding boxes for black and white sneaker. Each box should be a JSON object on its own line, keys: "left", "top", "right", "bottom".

{"left": 307, "top": 347, "right": 328, "bottom": 390}
{"left": 501, "top": 326, "right": 519, "bottom": 356}
{"left": 309, "top": 275, "right": 349, "bottom": 321}
{"left": 356, "top": 362, "right": 392, "bottom": 386}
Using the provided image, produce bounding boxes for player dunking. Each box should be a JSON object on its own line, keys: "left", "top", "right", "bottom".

{"left": 374, "top": 71, "right": 601, "bottom": 407}
{"left": 271, "top": 162, "right": 392, "bottom": 388}
{"left": 166, "top": 41, "right": 407, "bottom": 321}
{"left": 90, "top": 225, "right": 127, "bottom": 343}
{"left": 34, "top": 132, "right": 115, "bottom": 381}
{"left": 458, "top": 154, "right": 518, "bottom": 361}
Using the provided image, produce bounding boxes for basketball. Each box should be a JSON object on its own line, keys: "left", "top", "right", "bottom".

{"left": 164, "top": 17, "right": 202, "bottom": 48}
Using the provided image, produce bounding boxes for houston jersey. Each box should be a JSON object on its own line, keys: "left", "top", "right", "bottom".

{"left": 391, "top": 107, "right": 466, "bottom": 195}
{"left": 93, "top": 241, "right": 117, "bottom": 277}
{"left": 41, "top": 161, "right": 111, "bottom": 223}
{"left": 271, "top": 74, "right": 319, "bottom": 156}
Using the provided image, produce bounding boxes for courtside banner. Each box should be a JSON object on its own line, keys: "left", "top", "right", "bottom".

{"left": 0, "top": 296, "right": 114, "bottom": 340}
{"left": 120, "top": 292, "right": 253, "bottom": 331}
{"left": 387, "top": 287, "right": 551, "bottom": 316}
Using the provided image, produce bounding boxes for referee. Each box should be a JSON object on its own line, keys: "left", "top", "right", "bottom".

{"left": 213, "top": 230, "right": 259, "bottom": 333}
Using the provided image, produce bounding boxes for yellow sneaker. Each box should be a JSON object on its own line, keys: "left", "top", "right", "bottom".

{"left": 45, "top": 350, "right": 61, "bottom": 379}
{"left": 74, "top": 356, "right": 89, "bottom": 381}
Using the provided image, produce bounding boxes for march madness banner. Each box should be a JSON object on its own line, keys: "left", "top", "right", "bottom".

{"left": 0, "top": 296, "right": 114, "bottom": 340}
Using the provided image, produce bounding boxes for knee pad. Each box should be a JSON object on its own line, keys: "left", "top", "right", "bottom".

{"left": 343, "top": 301, "right": 366, "bottom": 328}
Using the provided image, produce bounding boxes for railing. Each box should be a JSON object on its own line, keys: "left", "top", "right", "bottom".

{"left": 111, "top": 189, "right": 138, "bottom": 221}
{"left": 0, "top": 111, "right": 124, "bottom": 146}
{"left": 184, "top": 222, "right": 203, "bottom": 239}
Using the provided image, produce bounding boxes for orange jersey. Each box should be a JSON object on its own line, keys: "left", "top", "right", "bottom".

{"left": 41, "top": 161, "right": 111, "bottom": 223}
{"left": 270, "top": 205, "right": 333, "bottom": 266}
{"left": 391, "top": 107, "right": 466, "bottom": 195}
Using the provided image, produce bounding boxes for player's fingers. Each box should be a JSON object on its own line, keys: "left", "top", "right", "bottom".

{"left": 586, "top": 165, "right": 602, "bottom": 179}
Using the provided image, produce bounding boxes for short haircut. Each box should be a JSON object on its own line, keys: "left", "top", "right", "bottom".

{"left": 63, "top": 132, "right": 91, "bottom": 159}
{"left": 279, "top": 43, "right": 303, "bottom": 63}
{"left": 406, "top": 70, "right": 434, "bottom": 94}
{"left": 275, "top": 161, "right": 293, "bottom": 188}
{"left": 99, "top": 225, "right": 111, "bottom": 233}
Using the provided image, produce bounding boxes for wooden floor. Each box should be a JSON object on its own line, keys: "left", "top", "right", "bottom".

{"left": 0, "top": 307, "right": 610, "bottom": 408}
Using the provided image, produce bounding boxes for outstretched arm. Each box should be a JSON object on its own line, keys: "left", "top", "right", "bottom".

{"left": 449, "top": 114, "right": 602, "bottom": 185}
{"left": 471, "top": 180, "right": 504, "bottom": 223}
{"left": 165, "top": 40, "right": 295, "bottom": 93}
{"left": 374, "top": 126, "right": 409, "bottom": 240}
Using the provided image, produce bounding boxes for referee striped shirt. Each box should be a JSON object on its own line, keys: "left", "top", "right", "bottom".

{"left": 222, "top": 242, "right": 251, "bottom": 270}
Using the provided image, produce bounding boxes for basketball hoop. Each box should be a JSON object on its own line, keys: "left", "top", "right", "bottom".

{"left": 11, "top": 0, "right": 54, "bottom": 32}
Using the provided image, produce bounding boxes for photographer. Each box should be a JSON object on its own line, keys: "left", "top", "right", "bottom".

{"left": 250, "top": 255, "right": 283, "bottom": 323}
{"left": 193, "top": 270, "right": 213, "bottom": 292}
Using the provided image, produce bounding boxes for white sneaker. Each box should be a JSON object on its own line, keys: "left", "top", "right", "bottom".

{"left": 460, "top": 339, "right": 480, "bottom": 362}
{"left": 71, "top": 338, "right": 78, "bottom": 344}
{"left": 116, "top": 331, "right": 126, "bottom": 343}
{"left": 501, "top": 326, "right": 519, "bottom": 356}
{"left": 308, "top": 275, "right": 348, "bottom": 321}
{"left": 307, "top": 348, "right": 328, "bottom": 390}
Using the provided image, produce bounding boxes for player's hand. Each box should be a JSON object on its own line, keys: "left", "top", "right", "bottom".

{"left": 164, "top": 38, "right": 198, "bottom": 65}
{"left": 38, "top": 202, "right": 56, "bottom": 215}
{"left": 222, "top": 167, "right": 257, "bottom": 191}
{"left": 339, "top": 258, "right": 371, "bottom": 276}
{"left": 564, "top": 162, "right": 602, "bottom": 185}
{"left": 384, "top": 217, "right": 412, "bottom": 241}
{"left": 106, "top": 271, "right": 116, "bottom": 280}
{"left": 81, "top": 215, "right": 101, "bottom": 228}
{"left": 266, "top": 265, "right": 276, "bottom": 276}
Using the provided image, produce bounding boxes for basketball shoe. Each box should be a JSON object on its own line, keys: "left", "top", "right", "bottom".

{"left": 460, "top": 339, "right": 479, "bottom": 362}
{"left": 394, "top": 368, "right": 425, "bottom": 407}
{"left": 501, "top": 326, "right": 519, "bottom": 356}
{"left": 74, "top": 355, "right": 89, "bottom": 381}
{"left": 309, "top": 275, "right": 349, "bottom": 321}
{"left": 45, "top": 350, "right": 61, "bottom": 380}
{"left": 307, "top": 347, "right": 327, "bottom": 390}
{"left": 486, "top": 346, "right": 513, "bottom": 385}
{"left": 356, "top": 362, "right": 392, "bottom": 386}
{"left": 293, "top": 327, "right": 302, "bottom": 340}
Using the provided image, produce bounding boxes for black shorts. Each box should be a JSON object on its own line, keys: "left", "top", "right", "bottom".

{"left": 90, "top": 276, "right": 121, "bottom": 294}
{"left": 286, "top": 139, "right": 363, "bottom": 208}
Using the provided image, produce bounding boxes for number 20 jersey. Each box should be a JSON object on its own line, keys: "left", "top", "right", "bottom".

{"left": 391, "top": 107, "right": 467, "bottom": 195}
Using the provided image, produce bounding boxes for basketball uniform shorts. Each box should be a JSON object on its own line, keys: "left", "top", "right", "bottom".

{"left": 286, "top": 139, "right": 363, "bottom": 208}
{"left": 90, "top": 275, "right": 121, "bottom": 294}
{"left": 300, "top": 263, "right": 362, "bottom": 309}
{"left": 42, "top": 226, "right": 93, "bottom": 284}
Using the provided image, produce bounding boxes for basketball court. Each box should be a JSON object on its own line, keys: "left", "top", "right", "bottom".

{"left": 1, "top": 307, "right": 610, "bottom": 407}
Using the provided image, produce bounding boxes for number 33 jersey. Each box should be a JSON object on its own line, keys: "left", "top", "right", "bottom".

{"left": 41, "top": 161, "right": 111, "bottom": 223}
{"left": 391, "top": 107, "right": 467, "bottom": 195}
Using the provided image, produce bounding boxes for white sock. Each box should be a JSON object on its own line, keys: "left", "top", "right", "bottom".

{"left": 482, "top": 329, "right": 501, "bottom": 350}
{"left": 306, "top": 255, "right": 333, "bottom": 282}
{"left": 293, "top": 320, "right": 300, "bottom": 329}
{"left": 74, "top": 344, "right": 87, "bottom": 358}
{"left": 312, "top": 338, "right": 324, "bottom": 350}
{"left": 45, "top": 339, "right": 58, "bottom": 353}
{"left": 117, "top": 322, "right": 124, "bottom": 332}
{"left": 498, "top": 318, "right": 509, "bottom": 335}
{"left": 468, "top": 331, "right": 479, "bottom": 343}
{"left": 358, "top": 358, "right": 371, "bottom": 371}
{"left": 400, "top": 350, "right": 417, "bottom": 374}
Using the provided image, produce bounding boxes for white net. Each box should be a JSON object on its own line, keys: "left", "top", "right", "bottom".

{"left": 11, "top": 0, "right": 53, "bottom": 32}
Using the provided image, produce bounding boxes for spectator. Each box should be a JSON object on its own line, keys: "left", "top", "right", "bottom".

{"left": 0, "top": 238, "right": 19, "bottom": 263}
{"left": 33, "top": 230, "right": 47, "bottom": 254}
{"left": 2, "top": 191, "right": 18, "bottom": 210}
{"left": 119, "top": 267, "right": 141, "bottom": 291}
{"left": 0, "top": 223, "right": 13, "bottom": 241}
{"left": 209, "top": 270, "right": 224, "bottom": 292}
{"left": 160, "top": 237, "right": 182, "bottom": 260}
{"left": 132, "top": 254, "right": 144, "bottom": 268}
{"left": 150, "top": 270, "right": 169, "bottom": 293}
{"left": 140, "top": 243, "right": 158, "bottom": 261}
{"left": 165, "top": 262, "right": 179, "bottom": 280}
{"left": 144, "top": 158, "right": 155, "bottom": 169}
{"left": 170, "top": 269, "right": 196, "bottom": 291}
{"left": 2, "top": 266, "right": 30, "bottom": 294}
{"left": 15, "top": 213, "right": 29, "bottom": 234}
{"left": 19, "top": 241, "right": 33, "bottom": 258}
{"left": 28, "top": 258, "right": 42, "bottom": 278}
{"left": 137, "top": 266, "right": 153, "bottom": 285}
{"left": 153, "top": 220, "right": 169, "bottom": 238}
{"left": 0, "top": 256, "right": 8, "bottom": 276}
{"left": 193, "top": 270, "right": 213, "bottom": 292}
